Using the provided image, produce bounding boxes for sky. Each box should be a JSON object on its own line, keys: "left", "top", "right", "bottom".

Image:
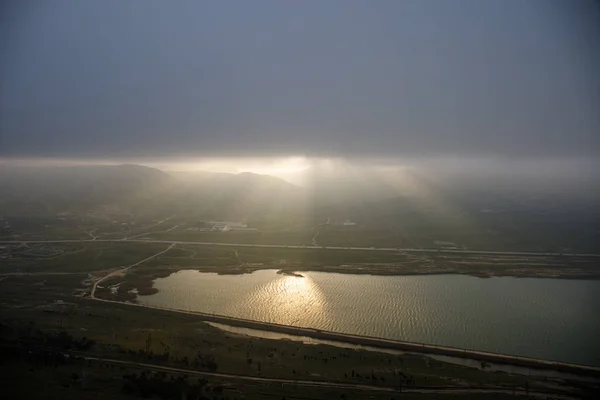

{"left": 1, "top": 0, "right": 599, "bottom": 165}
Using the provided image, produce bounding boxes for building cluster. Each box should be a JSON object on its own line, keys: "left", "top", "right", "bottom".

{"left": 186, "top": 220, "right": 259, "bottom": 232}
{"left": 208, "top": 221, "right": 258, "bottom": 232}
{"left": 433, "top": 240, "right": 463, "bottom": 250}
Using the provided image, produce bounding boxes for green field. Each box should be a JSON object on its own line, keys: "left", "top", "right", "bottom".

{"left": 0, "top": 242, "right": 171, "bottom": 273}
{"left": 145, "top": 229, "right": 314, "bottom": 246}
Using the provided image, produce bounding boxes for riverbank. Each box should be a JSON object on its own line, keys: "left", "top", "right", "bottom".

{"left": 93, "top": 294, "right": 600, "bottom": 378}
{"left": 190, "top": 312, "right": 600, "bottom": 377}
{"left": 205, "top": 321, "right": 600, "bottom": 384}
{"left": 95, "top": 257, "right": 600, "bottom": 304}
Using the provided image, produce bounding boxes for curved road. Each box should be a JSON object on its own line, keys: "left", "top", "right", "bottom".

{"left": 90, "top": 243, "right": 174, "bottom": 299}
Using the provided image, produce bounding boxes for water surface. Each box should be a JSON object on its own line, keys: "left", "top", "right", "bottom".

{"left": 140, "top": 270, "right": 600, "bottom": 366}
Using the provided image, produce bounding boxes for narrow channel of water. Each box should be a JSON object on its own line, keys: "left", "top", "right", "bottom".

{"left": 139, "top": 269, "right": 600, "bottom": 366}
{"left": 205, "top": 321, "right": 600, "bottom": 383}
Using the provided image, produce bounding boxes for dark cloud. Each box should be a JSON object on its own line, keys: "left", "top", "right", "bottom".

{"left": 1, "top": 0, "right": 599, "bottom": 159}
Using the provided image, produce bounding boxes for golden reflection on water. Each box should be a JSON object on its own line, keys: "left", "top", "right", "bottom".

{"left": 246, "top": 274, "right": 327, "bottom": 326}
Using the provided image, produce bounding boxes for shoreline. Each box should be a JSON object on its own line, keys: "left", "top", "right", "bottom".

{"left": 102, "top": 263, "right": 600, "bottom": 291}
{"left": 89, "top": 295, "right": 600, "bottom": 378}
{"left": 277, "top": 265, "right": 600, "bottom": 280}
{"left": 90, "top": 265, "right": 600, "bottom": 375}
{"left": 205, "top": 321, "right": 600, "bottom": 383}
{"left": 94, "top": 263, "right": 600, "bottom": 303}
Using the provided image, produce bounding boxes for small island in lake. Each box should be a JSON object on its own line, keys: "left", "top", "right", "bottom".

{"left": 277, "top": 270, "right": 304, "bottom": 277}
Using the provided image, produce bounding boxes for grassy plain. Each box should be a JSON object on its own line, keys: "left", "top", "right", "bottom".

{"left": 0, "top": 242, "right": 171, "bottom": 273}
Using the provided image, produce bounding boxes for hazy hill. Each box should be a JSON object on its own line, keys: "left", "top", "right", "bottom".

{"left": 0, "top": 164, "right": 175, "bottom": 215}
{"left": 0, "top": 165, "right": 306, "bottom": 221}
{"left": 166, "top": 170, "right": 305, "bottom": 223}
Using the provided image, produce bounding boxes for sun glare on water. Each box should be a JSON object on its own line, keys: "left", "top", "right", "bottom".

{"left": 249, "top": 274, "right": 326, "bottom": 326}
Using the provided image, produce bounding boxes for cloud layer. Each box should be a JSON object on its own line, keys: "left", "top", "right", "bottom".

{"left": 1, "top": 0, "right": 599, "bottom": 159}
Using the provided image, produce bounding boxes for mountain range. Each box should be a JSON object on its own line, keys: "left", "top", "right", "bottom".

{"left": 1, "top": 162, "right": 598, "bottom": 229}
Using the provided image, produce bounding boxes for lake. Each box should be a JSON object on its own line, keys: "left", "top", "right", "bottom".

{"left": 139, "top": 270, "right": 600, "bottom": 366}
